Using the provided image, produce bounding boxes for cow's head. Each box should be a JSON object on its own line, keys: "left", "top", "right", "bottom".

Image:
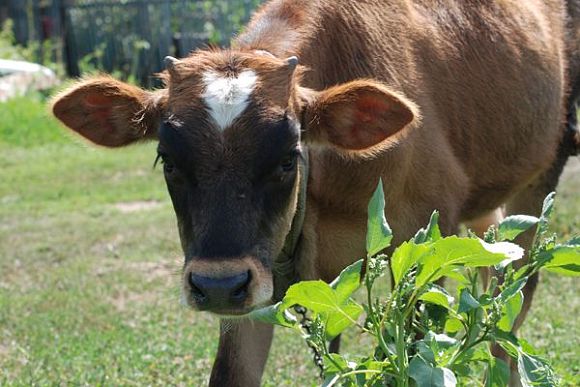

{"left": 52, "top": 50, "right": 417, "bottom": 315}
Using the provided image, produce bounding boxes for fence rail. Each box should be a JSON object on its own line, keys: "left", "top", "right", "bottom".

{"left": 2, "top": 0, "right": 262, "bottom": 86}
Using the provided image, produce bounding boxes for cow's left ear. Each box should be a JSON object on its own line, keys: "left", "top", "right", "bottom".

{"left": 52, "top": 76, "right": 166, "bottom": 147}
{"left": 302, "top": 80, "right": 418, "bottom": 151}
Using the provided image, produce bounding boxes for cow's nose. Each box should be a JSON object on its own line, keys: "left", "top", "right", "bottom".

{"left": 188, "top": 271, "right": 252, "bottom": 309}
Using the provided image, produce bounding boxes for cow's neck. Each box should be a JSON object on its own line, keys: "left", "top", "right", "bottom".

{"left": 237, "top": 0, "right": 401, "bottom": 94}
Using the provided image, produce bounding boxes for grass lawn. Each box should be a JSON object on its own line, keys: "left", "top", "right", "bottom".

{"left": 0, "top": 95, "right": 578, "bottom": 386}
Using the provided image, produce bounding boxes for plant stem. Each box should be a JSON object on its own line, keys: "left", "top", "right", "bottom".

{"left": 395, "top": 312, "right": 409, "bottom": 387}
{"left": 341, "top": 369, "right": 383, "bottom": 377}
{"left": 367, "top": 275, "right": 399, "bottom": 374}
{"left": 324, "top": 346, "right": 345, "bottom": 373}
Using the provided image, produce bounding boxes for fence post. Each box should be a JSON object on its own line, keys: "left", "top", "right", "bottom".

{"left": 60, "top": 0, "right": 79, "bottom": 77}
{"left": 8, "top": 0, "right": 29, "bottom": 46}
{"left": 49, "top": 0, "right": 63, "bottom": 67}
{"left": 32, "top": 0, "right": 43, "bottom": 62}
{"left": 136, "top": 1, "right": 152, "bottom": 85}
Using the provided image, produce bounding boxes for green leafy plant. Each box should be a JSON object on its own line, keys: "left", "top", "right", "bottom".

{"left": 0, "top": 20, "right": 34, "bottom": 62}
{"left": 0, "top": 20, "right": 65, "bottom": 77}
{"left": 251, "top": 181, "right": 579, "bottom": 386}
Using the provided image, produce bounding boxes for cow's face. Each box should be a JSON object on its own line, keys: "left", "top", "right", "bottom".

{"left": 158, "top": 52, "right": 305, "bottom": 315}
{"left": 52, "top": 50, "right": 417, "bottom": 315}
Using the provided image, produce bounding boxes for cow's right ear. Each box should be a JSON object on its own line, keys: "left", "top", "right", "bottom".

{"left": 300, "top": 80, "right": 418, "bottom": 153}
{"left": 52, "top": 76, "right": 166, "bottom": 147}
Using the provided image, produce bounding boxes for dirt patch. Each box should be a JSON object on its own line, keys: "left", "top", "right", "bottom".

{"left": 124, "top": 260, "right": 180, "bottom": 283}
{"left": 96, "top": 259, "right": 182, "bottom": 314}
{"left": 113, "top": 200, "right": 162, "bottom": 213}
{"left": 96, "top": 259, "right": 179, "bottom": 283}
{"left": 111, "top": 289, "right": 161, "bottom": 313}
{"left": 0, "top": 342, "right": 10, "bottom": 357}
{"left": 110, "top": 169, "right": 150, "bottom": 183}
{"left": 0, "top": 340, "right": 19, "bottom": 364}
{"left": 97, "top": 260, "right": 181, "bottom": 314}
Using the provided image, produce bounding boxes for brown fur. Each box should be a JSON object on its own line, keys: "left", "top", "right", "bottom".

{"left": 52, "top": 76, "right": 165, "bottom": 147}
{"left": 51, "top": 1, "right": 578, "bottom": 385}
{"left": 210, "top": 319, "right": 273, "bottom": 387}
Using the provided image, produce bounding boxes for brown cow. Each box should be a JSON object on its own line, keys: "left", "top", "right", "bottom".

{"left": 52, "top": 0, "right": 579, "bottom": 385}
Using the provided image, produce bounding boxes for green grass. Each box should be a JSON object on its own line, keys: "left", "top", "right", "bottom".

{"left": 0, "top": 94, "right": 70, "bottom": 147}
{"left": 0, "top": 96, "right": 578, "bottom": 385}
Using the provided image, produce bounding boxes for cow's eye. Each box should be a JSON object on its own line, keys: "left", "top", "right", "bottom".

{"left": 280, "top": 154, "right": 297, "bottom": 172}
{"left": 155, "top": 151, "right": 176, "bottom": 176}
{"left": 163, "top": 161, "right": 175, "bottom": 175}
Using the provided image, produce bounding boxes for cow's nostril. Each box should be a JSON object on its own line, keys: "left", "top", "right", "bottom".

{"left": 188, "top": 271, "right": 252, "bottom": 309}
{"left": 230, "top": 271, "right": 252, "bottom": 303}
{"left": 189, "top": 274, "right": 208, "bottom": 304}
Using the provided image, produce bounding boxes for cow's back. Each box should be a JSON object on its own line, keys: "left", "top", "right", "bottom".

{"left": 293, "top": 0, "right": 567, "bottom": 221}
{"left": 407, "top": 0, "right": 567, "bottom": 217}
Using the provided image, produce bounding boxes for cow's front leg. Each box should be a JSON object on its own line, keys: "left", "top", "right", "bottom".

{"left": 209, "top": 319, "right": 274, "bottom": 387}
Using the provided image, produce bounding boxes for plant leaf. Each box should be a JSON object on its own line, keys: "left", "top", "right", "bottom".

{"left": 415, "top": 237, "right": 521, "bottom": 287}
{"left": 497, "top": 215, "right": 540, "bottom": 241}
{"left": 391, "top": 241, "right": 433, "bottom": 284}
{"left": 499, "top": 277, "right": 527, "bottom": 303}
{"left": 280, "top": 280, "right": 364, "bottom": 339}
{"left": 566, "top": 235, "right": 580, "bottom": 246}
{"left": 496, "top": 334, "right": 520, "bottom": 360}
{"left": 424, "top": 332, "right": 459, "bottom": 363}
{"left": 518, "top": 338, "right": 540, "bottom": 355}
{"left": 485, "top": 358, "right": 510, "bottom": 387}
{"left": 415, "top": 340, "right": 437, "bottom": 364}
{"left": 409, "top": 355, "right": 457, "bottom": 387}
{"left": 330, "top": 259, "right": 364, "bottom": 303}
{"left": 498, "top": 290, "right": 523, "bottom": 332}
{"left": 366, "top": 179, "right": 393, "bottom": 257}
{"left": 428, "top": 333, "right": 458, "bottom": 349}
{"left": 457, "top": 288, "right": 481, "bottom": 314}
{"left": 517, "top": 351, "right": 557, "bottom": 387}
{"left": 248, "top": 303, "right": 298, "bottom": 328}
{"left": 414, "top": 211, "right": 442, "bottom": 244}
{"left": 455, "top": 346, "right": 491, "bottom": 364}
{"left": 325, "top": 300, "right": 364, "bottom": 338}
{"left": 280, "top": 281, "right": 339, "bottom": 313}
{"left": 444, "top": 318, "right": 463, "bottom": 334}
{"left": 540, "top": 245, "right": 580, "bottom": 276}
{"left": 480, "top": 241, "right": 525, "bottom": 269}
{"left": 419, "top": 284, "right": 454, "bottom": 309}
{"left": 536, "top": 192, "right": 556, "bottom": 237}
{"left": 322, "top": 353, "right": 349, "bottom": 375}
{"left": 496, "top": 334, "right": 558, "bottom": 387}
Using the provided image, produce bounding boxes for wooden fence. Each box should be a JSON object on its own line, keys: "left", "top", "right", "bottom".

{"left": 3, "top": 0, "right": 262, "bottom": 86}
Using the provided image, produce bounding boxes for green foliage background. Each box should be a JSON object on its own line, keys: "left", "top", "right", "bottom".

{"left": 3, "top": 0, "right": 263, "bottom": 85}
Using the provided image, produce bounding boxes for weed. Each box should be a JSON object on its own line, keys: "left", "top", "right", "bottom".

{"left": 253, "top": 182, "right": 579, "bottom": 386}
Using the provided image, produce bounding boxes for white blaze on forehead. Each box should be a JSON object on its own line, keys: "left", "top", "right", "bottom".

{"left": 202, "top": 70, "right": 258, "bottom": 131}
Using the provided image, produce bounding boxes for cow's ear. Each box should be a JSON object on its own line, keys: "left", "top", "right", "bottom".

{"left": 52, "top": 76, "right": 166, "bottom": 147}
{"left": 302, "top": 80, "right": 418, "bottom": 151}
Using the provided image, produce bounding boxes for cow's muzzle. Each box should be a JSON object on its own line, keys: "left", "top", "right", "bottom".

{"left": 189, "top": 271, "right": 251, "bottom": 309}
{"left": 183, "top": 256, "right": 273, "bottom": 315}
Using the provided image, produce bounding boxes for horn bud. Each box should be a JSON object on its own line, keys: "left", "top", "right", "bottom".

{"left": 164, "top": 56, "right": 180, "bottom": 71}
{"left": 286, "top": 56, "right": 299, "bottom": 71}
